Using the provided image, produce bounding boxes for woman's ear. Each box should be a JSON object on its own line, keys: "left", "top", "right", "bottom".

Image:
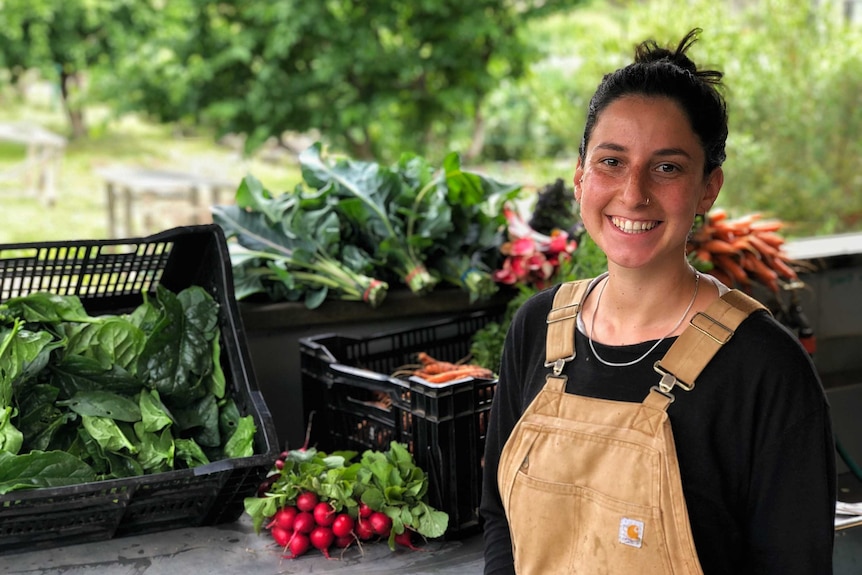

{"left": 574, "top": 160, "right": 584, "bottom": 203}
{"left": 697, "top": 167, "right": 724, "bottom": 213}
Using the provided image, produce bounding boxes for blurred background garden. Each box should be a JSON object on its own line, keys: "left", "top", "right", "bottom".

{"left": 1, "top": 0, "right": 861, "bottom": 245}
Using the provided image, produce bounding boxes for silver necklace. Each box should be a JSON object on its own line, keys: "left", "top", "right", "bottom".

{"left": 588, "top": 271, "right": 700, "bottom": 367}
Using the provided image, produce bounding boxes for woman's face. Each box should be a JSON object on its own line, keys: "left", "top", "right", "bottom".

{"left": 574, "top": 95, "right": 722, "bottom": 271}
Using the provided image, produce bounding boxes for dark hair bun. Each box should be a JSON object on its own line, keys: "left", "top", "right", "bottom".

{"left": 635, "top": 28, "right": 722, "bottom": 85}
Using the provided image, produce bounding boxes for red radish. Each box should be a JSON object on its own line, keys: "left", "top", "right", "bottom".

{"left": 310, "top": 526, "right": 335, "bottom": 559}
{"left": 256, "top": 475, "right": 278, "bottom": 497}
{"left": 368, "top": 511, "right": 392, "bottom": 536}
{"left": 355, "top": 517, "right": 374, "bottom": 540}
{"left": 358, "top": 502, "right": 373, "bottom": 518}
{"left": 394, "top": 529, "right": 423, "bottom": 551}
{"left": 270, "top": 525, "right": 291, "bottom": 547}
{"left": 284, "top": 532, "right": 310, "bottom": 559}
{"left": 269, "top": 506, "right": 297, "bottom": 531}
{"left": 296, "top": 491, "right": 318, "bottom": 513}
{"left": 293, "top": 511, "right": 315, "bottom": 534}
{"left": 334, "top": 534, "right": 353, "bottom": 548}
{"left": 313, "top": 502, "right": 335, "bottom": 527}
{"left": 331, "top": 513, "right": 354, "bottom": 538}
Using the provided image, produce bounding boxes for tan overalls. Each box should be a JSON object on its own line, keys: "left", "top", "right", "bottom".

{"left": 497, "top": 279, "right": 764, "bottom": 574}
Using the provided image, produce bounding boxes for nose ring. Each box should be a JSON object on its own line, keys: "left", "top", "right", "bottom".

{"left": 645, "top": 197, "right": 651, "bottom": 206}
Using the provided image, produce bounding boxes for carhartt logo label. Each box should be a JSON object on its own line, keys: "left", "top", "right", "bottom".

{"left": 619, "top": 517, "right": 644, "bottom": 548}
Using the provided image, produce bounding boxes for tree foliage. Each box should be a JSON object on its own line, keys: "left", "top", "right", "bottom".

{"left": 0, "top": 0, "right": 158, "bottom": 138}
{"left": 92, "top": 0, "right": 583, "bottom": 161}
{"left": 481, "top": 0, "right": 862, "bottom": 236}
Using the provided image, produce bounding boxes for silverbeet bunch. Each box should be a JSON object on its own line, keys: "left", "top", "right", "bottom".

{"left": 213, "top": 142, "right": 523, "bottom": 309}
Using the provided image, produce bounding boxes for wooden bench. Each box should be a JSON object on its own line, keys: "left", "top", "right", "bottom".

{"left": 96, "top": 165, "right": 235, "bottom": 238}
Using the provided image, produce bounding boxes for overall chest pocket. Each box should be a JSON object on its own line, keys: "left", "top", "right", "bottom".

{"left": 503, "top": 422, "right": 674, "bottom": 575}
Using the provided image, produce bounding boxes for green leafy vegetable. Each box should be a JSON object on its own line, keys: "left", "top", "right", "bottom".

{"left": 0, "top": 450, "right": 97, "bottom": 494}
{"left": 244, "top": 442, "right": 448, "bottom": 548}
{"left": 300, "top": 143, "right": 439, "bottom": 295}
{"left": 224, "top": 416, "right": 256, "bottom": 459}
{"left": 217, "top": 144, "right": 524, "bottom": 306}
{"left": 0, "top": 285, "right": 257, "bottom": 493}
{"left": 212, "top": 175, "right": 388, "bottom": 309}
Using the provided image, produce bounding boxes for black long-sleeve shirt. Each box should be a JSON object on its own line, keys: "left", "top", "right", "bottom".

{"left": 481, "top": 283, "right": 836, "bottom": 575}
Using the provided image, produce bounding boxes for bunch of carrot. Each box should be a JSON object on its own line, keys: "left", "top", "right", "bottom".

{"left": 687, "top": 209, "right": 799, "bottom": 293}
{"left": 398, "top": 352, "right": 495, "bottom": 384}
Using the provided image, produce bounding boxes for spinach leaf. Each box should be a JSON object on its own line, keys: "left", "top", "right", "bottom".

{"left": 175, "top": 438, "right": 210, "bottom": 468}
{"left": 64, "top": 318, "right": 146, "bottom": 372}
{"left": 16, "top": 383, "right": 63, "bottom": 449}
{"left": 173, "top": 394, "right": 220, "bottom": 448}
{"left": 81, "top": 415, "right": 138, "bottom": 455}
{"left": 0, "top": 407, "right": 23, "bottom": 454}
{"left": 50, "top": 355, "right": 141, "bottom": 396}
{"left": 223, "top": 415, "right": 256, "bottom": 459}
{"left": 139, "top": 389, "right": 174, "bottom": 433}
{"left": 1, "top": 321, "right": 58, "bottom": 454}
{"left": 0, "top": 292, "right": 95, "bottom": 325}
{"left": 127, "top": 295, "right": 163, "bottom": 334}
{"left": 137, "top": 286, "right": 216, "bottom": 407}
{"left": 1, "top": 321, "right": 56, "bottom": 406}
{"left": 0, "top": 450, "right": 96, "bottom": 494}
{"left": 58, "top": 391, "right": 142, "bottom": 423}
{"left": 134, "top": 423, "right": 174, "bottom": 473}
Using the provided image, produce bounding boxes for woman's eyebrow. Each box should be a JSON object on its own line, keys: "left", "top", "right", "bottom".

{"left": 591, "top": 143, "right": 692, "bottom": 159}
{"left": 654, "top": 147, "right": 692, "bottom": 159}
{"left": 592, "top": 142, "right": 626, "bottom": 153}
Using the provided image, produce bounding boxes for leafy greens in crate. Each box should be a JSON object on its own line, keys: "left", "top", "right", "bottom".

{"left": 0, "top": 287, "right": 256, "bottom": 494}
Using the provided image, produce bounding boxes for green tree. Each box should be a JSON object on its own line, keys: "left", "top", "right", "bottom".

{"left": 95, "top": 0, "right": 583, "bottom": 161}
{"left": 0, "top": 0, "right": 158, "bottom": 138}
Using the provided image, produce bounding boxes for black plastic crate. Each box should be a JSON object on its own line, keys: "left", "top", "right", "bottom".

{"left": 0, "top": 225, "right": 279, "bottom": 554}
{"left": 299, "top": 309, "right": 504, "bottom": 537}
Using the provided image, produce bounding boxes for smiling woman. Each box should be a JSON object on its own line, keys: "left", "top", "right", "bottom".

{"left": 574, "top": 96, "right": 721, "bottom": 299}
{"left": 481, "top": 28, "right": 836, "bottom": 575}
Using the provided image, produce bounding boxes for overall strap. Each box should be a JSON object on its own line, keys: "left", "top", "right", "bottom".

{"left": 545, "top": 279, "right": 593, "bottom": 375}
{"left": 653, "top": 289, "right": 767, "bottom": 396}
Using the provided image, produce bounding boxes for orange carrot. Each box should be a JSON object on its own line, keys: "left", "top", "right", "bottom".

{"left": 419, "top": 366, "right": 495, "bottom": 384}
{"left": 702, "top": 239, "right": 738, "bottom": 254}
{"left": 741, "top": 252, "right": 779, "bottom": 292}
{"left": 746, "top": 234, "right": 779, "bottom": 258}
{"left": 767, "top": 254, "right": 798, "bottom": 281}
{"left": 714, "top": 254, "right": 750, "bottom": 284}
{"left": 754, "top": 231, "right": 786, "bottom": 248}
{"left": 749, "top": 220, "right": 783, "bottom": 232}
{"left": 415, "top": 352, "right": 460, "bottom": 374}
{"left": 708, "top": 208, "right": 729, "bottom": 223}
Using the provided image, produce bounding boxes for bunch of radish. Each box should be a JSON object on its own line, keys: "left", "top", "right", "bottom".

{"left": 245, "top": 441, "right": 447, "bottom": 561}
{"left": 267, "top": 491, "right": 419, "bottom": 559}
